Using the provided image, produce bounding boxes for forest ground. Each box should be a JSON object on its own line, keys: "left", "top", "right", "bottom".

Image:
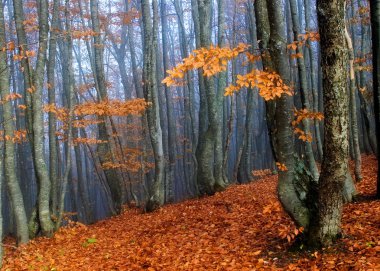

{"left": 2, "top": 156, "right": 379, "bottom": 271}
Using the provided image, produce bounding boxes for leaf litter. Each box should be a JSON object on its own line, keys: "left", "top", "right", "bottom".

{"left": 2, "top": 156, "right": 379, "bottom": 270}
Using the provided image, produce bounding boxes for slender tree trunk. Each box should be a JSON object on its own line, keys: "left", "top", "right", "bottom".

{"left": 160, "top": 0, "right": 177, "bottom": 202}
{"left": 196, "top": 0, "right": 226, "bottom": 195}
{"left": 33, "top": 0, "right": 54, "bottom": 237}
{"left": 344, "top": 21, "right": 363, "bottom": 182}
{"left": 289, "top": 0, "right": 319, "bottom": 181}
{"left": 47, "top": 0, "right": 59, "bottom": 217}
{"left": 255, "top": 0, "right": 277, "bottom": 163}
{"left": 304, "top": 0, "right": 323, "bottom": 159}
{"left": 56, "top": 0, "right": 75, "bottom": 229}
{"left": 141, "top": 0, "right": 165, "bottom": 211}
{"left": 214, "top": 0, "right": 228, "bottom": 184}
{"left": 90, "top": 0, "right": 122, "bottom": 213}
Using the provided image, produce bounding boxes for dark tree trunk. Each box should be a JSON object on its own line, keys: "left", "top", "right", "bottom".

{"left": 308, "top": 0, "right": 349, "bottom": 247}
{"left": 370, "top": 0, "right": 380, "bottom": 198}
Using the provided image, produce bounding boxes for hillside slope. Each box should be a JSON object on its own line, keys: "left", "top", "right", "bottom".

{"left": 2, "top": 156, "right": 379, "bottom": 270}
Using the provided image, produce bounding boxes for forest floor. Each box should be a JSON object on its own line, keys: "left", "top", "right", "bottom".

{"left": 2, "top": 156, "right": 380, "bottom": 271}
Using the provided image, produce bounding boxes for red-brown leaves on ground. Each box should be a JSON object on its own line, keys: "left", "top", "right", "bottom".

{"left": 2, "top": 156, "right": 379, "bottom": 270}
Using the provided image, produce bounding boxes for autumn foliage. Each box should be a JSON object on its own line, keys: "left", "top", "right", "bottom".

{"left": 162, "top": 44, "right": 293, "bottom": 101}
{"left": 2, "top": 156, "right": 379, "bottom": 270}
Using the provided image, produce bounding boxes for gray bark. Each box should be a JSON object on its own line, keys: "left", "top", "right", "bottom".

{"left": 90, "top": 0, "right": 122, "bottom": 213}
{"left": 308, "top": 0, "right": 348, "bottom": 247}
{"left": 266, "top": 0, "right": 310, "bottom": 228}
{"left": 0, "top": 3, "right": 29, "bottom": 244}
{"left": 141, "top": 0, "right": 165, "bottom": 211}
{"left": 47, "top": 0, "right": 59, "bottom": 217}
{"left": 289, "top": 0, "right": 319, "bottom": 181}
{"left": 344, "top": 22, "right": 363, "bottom": 181}
{"left": 33, "top": 0, "right": 54, "bottom": 237}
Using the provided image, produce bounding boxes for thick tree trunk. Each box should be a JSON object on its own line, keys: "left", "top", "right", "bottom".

{"left": 370, "top": 0, "right": 380, "bottom": 198}
{"left": 0, "top": 3, "right": 29, "bottom": 244}
{"left": 266, "top": 0, "right": 310, "bottom": 229}
{"left": 308, "top": 0, "right": 348, "bottom": 247}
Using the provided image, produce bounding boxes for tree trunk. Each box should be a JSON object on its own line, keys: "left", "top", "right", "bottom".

{"left": 370, "top": 0, "right": 380, "bottom": 198}
{"left": 344, "top": 22, "right": 363, "bottom": 182}
{"left": 308, "top": 0, "right": 348, "bottom": 247}
{"left": 33, "top": 0, "right": 54, "bottom": 237}
{"left": 160, "top": 0, "right": 177, "bottom": 202}
{"left": 47, "top": 0, "right": 59, "bottom": 217}
{"left": 90, "top": 0, "right": 122, "bottom": 213}
{"left": 289, "top": 0, "right": 319, "bottom": 181}
{"left": 0, "top": 3, "right": 29, "bottom": 244}
{"left": 141, "top": 0, "right": 165, "bottom": 211}
{"left": 266, "top": 0, "right": 310, "bottom": 229}
{"left": 195, "top": 0, "right": 226, "bottom": 195}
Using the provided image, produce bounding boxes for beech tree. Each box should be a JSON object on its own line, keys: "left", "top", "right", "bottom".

{"left": 370, "top": 0, "right": 380, "bottom": 199}
{"left": 308, "top": 0, "right": 349, "bottom": 247}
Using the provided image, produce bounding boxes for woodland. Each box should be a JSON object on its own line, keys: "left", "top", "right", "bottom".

{"left": 0, "top": 0, "right": 379, "bottom": 269}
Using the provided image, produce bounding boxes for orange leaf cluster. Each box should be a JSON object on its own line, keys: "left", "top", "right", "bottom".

{"left": 292, "top": 108, "right": 324, "bottom": 142}
{"left": 276, "top": 162, "right": 288, "bottom": 171}
{"left": 44, "top": 103, "right": 69, "bottom": 122}
{"left": 74, "top": 99, "right": 149, "bottom": 117}
{"left": 162, "top": 43, "right": 249, "bottom": 86}
{"left": 1, "top": 93, "right": 22, "bottom": 103}
{"left": 225, "top": 70, "right": 293, "bottom": 101}
{"left": 122, "top": 8, "right": 140, "bottom": 25}
{"left": 73, "top": 119, "right": 104, "bottom": 128}
{"left": 287, "top": 31, "right": 320, "bottom": 51}
{"left": 73, "top": 137, "right": 107, "bottom": 146}
{"left": 0, "top": 129, "right": 27, "bottom": 143}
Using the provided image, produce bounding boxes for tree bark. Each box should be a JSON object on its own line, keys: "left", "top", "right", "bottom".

{"left": 33, "top": 0, "right": 54, "bottom": 237}
{"left": 90, "top": 0, "right": 122, "bottom": 213}
{"left": 370, "top": 0, "right": 380, "bottom": 198}
{"left": 0, "top": 2, "right": 29, "bottom": 244}
{"left": 266, "top": 0, "right": 310, "bottom": 228}
{"left": 289, "top": 0, "right": 319, "bottom": 181}
{"left": 308, "top": 0, "right": 348, "bottom": 247}
{"left": 344, "top": 21, "right": 363, "bottom": 182}
{"left": 141, "top": 0, "right": 165, "bottom": 211}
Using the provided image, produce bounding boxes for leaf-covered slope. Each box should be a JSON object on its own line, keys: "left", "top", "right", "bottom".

{"left": 2, "top": 156, "right": 380, "bottom": 270}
